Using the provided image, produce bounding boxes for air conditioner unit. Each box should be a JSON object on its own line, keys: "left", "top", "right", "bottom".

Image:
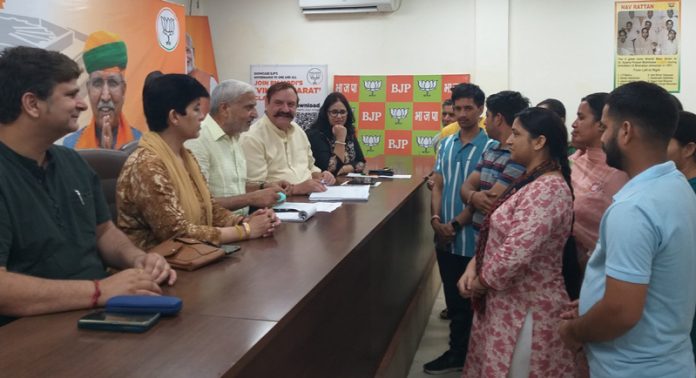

{"left": 299, "top": 0, "right": 400, "bottom": 14}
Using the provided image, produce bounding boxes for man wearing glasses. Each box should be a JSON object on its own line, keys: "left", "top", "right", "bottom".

{"left": 63, "top": 31, "right": 142, "bottom": 149}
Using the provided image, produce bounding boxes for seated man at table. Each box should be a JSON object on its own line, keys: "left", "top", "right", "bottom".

{"left": 241, "top": 82, "right": 335, "bottom": 195}
{"left": 185, "top": 79, "right": 290, "bottom": 214}
{"left": 0, "top": 46, "right": 176, "bottom": 326}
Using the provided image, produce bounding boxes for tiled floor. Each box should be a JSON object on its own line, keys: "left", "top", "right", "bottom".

{"left": 407, "top": 287, "right": 462, "bottom": 378}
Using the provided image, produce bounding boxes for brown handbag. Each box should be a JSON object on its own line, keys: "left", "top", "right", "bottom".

{"left": 149, "top": 237, "right": 225, "bottom": 271}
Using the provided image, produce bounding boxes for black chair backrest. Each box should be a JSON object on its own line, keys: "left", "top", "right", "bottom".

{"left": 120, "top": 140, "right": 140, "bottom": 156}
{"left": 77, "top": 149, "right": 129, "bottom": 223}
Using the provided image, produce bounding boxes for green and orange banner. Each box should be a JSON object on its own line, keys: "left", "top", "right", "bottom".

{"left": 334, "top": 74, "right": 469, "bottom": 157}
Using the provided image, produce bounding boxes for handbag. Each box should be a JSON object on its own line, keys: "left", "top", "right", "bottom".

{"left": 148, "top": 237, "right": 225, "bottom": 271}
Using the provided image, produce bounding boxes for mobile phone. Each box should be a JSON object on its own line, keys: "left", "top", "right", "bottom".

{"left": 222, "top": 244, "right": 241, "bottom": 255}
{"left": 368, "top": 167, "right": 394, "bottom": 176}
{"left": 77, "top": 311, "right": 160, "bottom": 333}
{"left": 346, "top": 176, "right": 376, "bottom": 185}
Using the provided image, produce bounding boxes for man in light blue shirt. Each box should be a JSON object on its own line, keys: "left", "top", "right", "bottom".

{"left": 559, "top": 81, "right": 696, "bottom": 377}
{"left": 426, "top": 83, "right": 494, "bottom": 374}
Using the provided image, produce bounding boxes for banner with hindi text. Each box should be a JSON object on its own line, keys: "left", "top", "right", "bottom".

{"left": 334, "top": 74, "right": 470, "bottom": 157}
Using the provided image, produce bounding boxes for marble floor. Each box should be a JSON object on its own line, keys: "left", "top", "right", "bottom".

{"left": 407, "top": 287, "right": 462, "bottom": 378}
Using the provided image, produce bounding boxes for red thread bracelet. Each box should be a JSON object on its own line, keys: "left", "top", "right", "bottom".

{"left": 91, "top": 280, "right": 101, "bottom": 308}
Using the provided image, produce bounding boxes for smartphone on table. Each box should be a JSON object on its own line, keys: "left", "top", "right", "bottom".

{"left": 77, "top": 311, "right": 160, "bottom": 333}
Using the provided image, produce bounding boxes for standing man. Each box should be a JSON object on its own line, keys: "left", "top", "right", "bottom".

{"left": 63, "top": 31, "right": 142, "bottom": 149}
{"left": 186, "top": 33, "right": 218, "bottom": 116}
{"left": 431, "top": 99, "right": 458, "bottom": 149}
{"left": 459, "top": 90, "right": 529, "bottom": 233}
{"left": 426, "top": 83, "right": 492, "bottom": 374}
{"left": 559, "top": 81, "right": 696, "bottom": 377}
{"left": 241, "top": 82, "right": 335, "bottom": 195}
{"left": 0, "top": 46, "right": 175, "bottom": 326}
{"left": 185, "top": 79, "right": 290, "bottom": 215}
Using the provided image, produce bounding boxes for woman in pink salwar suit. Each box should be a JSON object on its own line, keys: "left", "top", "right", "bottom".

{"left": 459, "top": 107, "right": 583, "bottom": 377}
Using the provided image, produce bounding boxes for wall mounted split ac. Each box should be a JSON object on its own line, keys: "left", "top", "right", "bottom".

{"left": 299, "top": 0, "right": 400, "bottom": 14}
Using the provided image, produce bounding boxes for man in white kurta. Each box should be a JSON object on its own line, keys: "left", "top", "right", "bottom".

{"left": 241, "top": 82, "right": 335, "bottom": 195}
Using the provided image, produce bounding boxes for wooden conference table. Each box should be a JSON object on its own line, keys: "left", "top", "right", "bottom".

{"left": 0, "top": 156, "right": 440, "bottom": 378}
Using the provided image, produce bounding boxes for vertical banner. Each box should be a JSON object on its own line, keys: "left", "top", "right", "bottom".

{"left": 185, "top": 16, "right": 219, "bottom": 82}
{"left": 334, "top": 74, "right": 470, "bottom": 157}
{"left": 250, "top": 64, "right": 329, "bottom": 129}
{"left": 615, "top": 1, "right": 680, "bottom": 92}
{"left": 0, "top": 0, "right": 186, "bottom": 134}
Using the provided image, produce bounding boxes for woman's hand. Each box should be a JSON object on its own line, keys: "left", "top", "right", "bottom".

{"left": 247, "top": 209, "right": 277, "bottom": 239}
{"left": 332, "top": 124, "right": 347, "bottom": 142}
{"left": 337, "top": 165, "right": 354, "bottom": 176}
{"left": 457, "top": 258, "right": 478, "bottom": 298}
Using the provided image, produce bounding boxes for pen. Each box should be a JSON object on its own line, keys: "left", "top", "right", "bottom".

{"left": 274, "top": 209, "right": 299, "bottom": 213}
{"left": 74, "top": 189, "right": 85, "bottom": 205}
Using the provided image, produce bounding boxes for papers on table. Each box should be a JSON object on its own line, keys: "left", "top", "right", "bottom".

{"left": 273, "top": 202, "right": 343, "bottom": 222}
{"left": 273, "top": 202, "right": 317, "bottom": 222}
{"left": 313, "top": 202, "right": 342, "bottom": 212}
{"left": 346, "top": 173, "right": 412, "bottom": 179}
{"left": 308, "top": 185, "right": 370, "bottom": 201}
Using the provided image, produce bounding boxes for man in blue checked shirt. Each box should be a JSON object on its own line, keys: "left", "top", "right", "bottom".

{"left": 425, "top": 83, "right": 494, "bottom": 375}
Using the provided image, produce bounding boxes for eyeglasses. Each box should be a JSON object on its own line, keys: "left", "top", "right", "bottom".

{"left": 328, "top": 110, "right": 347, "bottom": 117}
{"left": 88, "top": 77, "right": 124, "bottom": 91}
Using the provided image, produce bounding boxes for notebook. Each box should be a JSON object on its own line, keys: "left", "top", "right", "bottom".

{"left": 273, "top": 202, "right": 318, "bottom": 222}
{"left": 308, "top": 185, "right": 370, "bottom": 201}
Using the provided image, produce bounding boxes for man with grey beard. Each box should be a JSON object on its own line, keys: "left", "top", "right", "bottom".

{"left": 63, "top": 30, "right": 142, "bottom": 149}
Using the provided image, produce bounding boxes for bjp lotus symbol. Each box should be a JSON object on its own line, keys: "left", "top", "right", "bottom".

{"left": 417, "top": 136, "right": 435, "bottom": 153}
{"left": 364, "top": 80, "right": 382, "bottom": 96}
{"left": 161, "top": 16, "right": 176, "bottom": 45}
{"left": 390, "top": 108, "right": 408, "bottom": 124}
{"left": 418, "top": 80, "right": 438, "bottom": 96}
{"left": 362, "top": 135, "right": 381, "bottom": 152}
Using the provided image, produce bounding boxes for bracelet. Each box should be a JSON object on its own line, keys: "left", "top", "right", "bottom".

{"left": 91, "top": 280, "right": 101, "bottom": 308}
{"left": 430, "top": 215, "right": 441, "bottom": 223}
{"left": 335, "top": 140, "right": 346, "bottom": 145}
{"left": 235, "top": 225, "right": 245, "bottom": 240}
{"left": 467, "top": 190, "right": 476, "bottom": 205}
{"left": 243, "top": 222, "right": 251, "bottom": 239}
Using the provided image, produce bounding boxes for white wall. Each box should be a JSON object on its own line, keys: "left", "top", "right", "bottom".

{"left": 202, "top": 0, "right": 694, "bottom": 117}
{"left": 205, "top": 0, "right": 476, "bottom": 85}
{"left": 509, "top": 0, "right": 694, "bottom": 117}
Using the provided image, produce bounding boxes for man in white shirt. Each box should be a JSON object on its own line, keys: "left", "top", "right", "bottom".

{"left": 634, "top": 28, "right": 655, "bottom": 55}
{"left": 186, "top": 80, "right": 290, "bottom": 214}
{"left": 659, "top": 29, "right": 678, "bottom": 55}
{"left": 241, "top": 82, "right": 335, "bottom": 195}
{"left": 617, "top": 29, "right": 633, "bottom": 55}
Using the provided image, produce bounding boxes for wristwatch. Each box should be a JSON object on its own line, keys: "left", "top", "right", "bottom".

{"left": 450, "top": 220, "right": 462, "bottom": 231}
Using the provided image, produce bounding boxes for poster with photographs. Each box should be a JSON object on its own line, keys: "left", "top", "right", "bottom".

{"left": 615, "top": 1, "right": 680, "bottom": 92}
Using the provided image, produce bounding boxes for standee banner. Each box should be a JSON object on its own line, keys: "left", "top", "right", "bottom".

{"left": 615, "top": 0, "right": 681, "bottom": 92}
{"left": 0, "top": 0, "right": 187, "bottom": 133}
{"left": 334, "top": 74, "right": 470, "bottom": 157}
{"left": 250, "top": 64, "right": 329, "bottom": 129}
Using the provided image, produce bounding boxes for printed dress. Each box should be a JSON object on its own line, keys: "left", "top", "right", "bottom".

{"left": 463, "top": 175, "right": 582, "bottom": 377}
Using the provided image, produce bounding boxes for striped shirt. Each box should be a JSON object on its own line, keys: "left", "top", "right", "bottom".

{"left": 434, "top": 129, "right": 494, "bottom": 256}
{"left": 472, "top": 145, "right": 525, "bottom": 230}
{"left": 185, "top": 114, "right": 249, "bottom": 215}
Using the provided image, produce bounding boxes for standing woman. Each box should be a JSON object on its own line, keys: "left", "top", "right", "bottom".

{"left": 306, "top": 92, "right": 366, "bottom": 176}
{"left": 116, "top": 74, "right": 277, "bottom": 250}
{"left": 569, "top": 93, "right": 628, "bottom": 266}
{"left": 459, "top": 108, "right": 581, "bottom": 377}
